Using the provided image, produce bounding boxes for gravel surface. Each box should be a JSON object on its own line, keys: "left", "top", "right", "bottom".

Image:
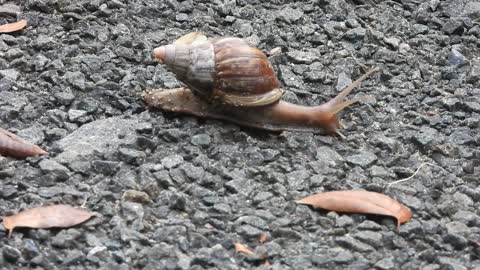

{"left": 1, "top": 0, "right": 480, "bottom": 269}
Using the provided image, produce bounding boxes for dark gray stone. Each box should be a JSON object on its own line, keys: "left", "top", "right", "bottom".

{"left": 161, "top": 154, "right": 184, "bottom": 169}
{"left": 448, "top": 49, "right": 465, "bottom": 66}
{"left": 277, "top": 6, "right": 303, "bottom": 23}
{"left": 374, "top": 257, "right": 395, "bottom": 270}
{"left": 2, "top": 245, "right": 21, "bottom": 262}
{"left": 286, "top": 49, "right": 319, "bottom": 64}
{"left": 38, "top": 159, "right": 71, "bottom": 181}
{"left": 346, "top": 151, "right": 377, "bottom": 167}
{"left": 336, "top": 235, "right": 375, "bottom": 252}
{"left": 191, "top": 134, "right": 211, "bottom": 147}
{"left": 55, "top": 117, "right": 138, "bottom": 163}
{"left": 442, "top": 19, "right": 464, "bottom": 35}
{"left": 64, "top": 71, "right": 86, "bottom": 90}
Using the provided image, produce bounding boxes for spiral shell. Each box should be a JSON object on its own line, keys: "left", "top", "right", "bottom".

{"left": 154, "top": 34, "right": 284, "bottom": 107}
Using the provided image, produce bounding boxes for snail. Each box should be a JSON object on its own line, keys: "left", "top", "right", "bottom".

{"left": 144, "top": 32, "right": 379, "bottom": 137}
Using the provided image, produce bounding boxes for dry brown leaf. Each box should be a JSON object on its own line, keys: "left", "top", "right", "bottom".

{"left": 0, "top": 20, "right": 27, "bottom": 33}
{"left": 259, "top": 233, "right": 267, "bottom": 244}
{"left": 3, "top": 205, "right": 94, "bottom": 237}
{"left": 0, "top": 128, "right": 48, "bottom": 158}
{"left": 296, "top": 190, "right": 412, "bottom": 228}
{"left": 234, "top": 243, "right": 255, "bottom": 256}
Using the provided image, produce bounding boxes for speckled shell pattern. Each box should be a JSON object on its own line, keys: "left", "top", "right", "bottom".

{"left": 163, "top": 37, "right": 282, "bottom": 106}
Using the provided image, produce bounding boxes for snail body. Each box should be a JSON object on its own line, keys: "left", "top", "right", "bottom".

{"left": 146, "top": 32, "right": 378, "bottom": 136}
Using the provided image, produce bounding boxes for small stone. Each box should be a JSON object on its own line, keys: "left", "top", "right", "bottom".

{"left": 253, "top": 191, "right": 273, "bottom": 204}
{"left": 413, "top": 24, "right": 429, "bottom": 35}
{"left": 68, "top": 109, "right": 87, "bottom": 122}
{"left": 465, "top": 102, "right": 480, "bottom": 112}
{"left": 0, "top": 69, "right": 19, "bottom": 81}
{"left": 445, "top": 221, "right": 470, "bottom": 235}
{"left": 336, "top": 235, "right": 374, "bottom": 252}
{"left": 175, "top": 13, "right": 189, "bottom": 22}
{"left": 33, "top": 54, "right": 50, "bottom": 71}
{"left": 336, "top": 215, "right": 354, "bottom": 227}
{"left": 437, "top": 257, "right": 467, "bottom": 270}
{"left": 448, "top": 128, "right": 473, "bottom": 145}
{"left": 117, "top": 147, "right": 146, "bottom": 164}
{"left": 331, "top": 248, "right": 354, "bottom": 264}
{"left": 122, "top": 190, "right": 151, "bottom": 204}
{"left": 180, "top": 163, "right": 205, "bottom": 181}
{"left": 353, "top": 231, "right": 383, "bottom": 246}
{"left": 286, "top": 49, "right": 319, "bottom": 64}
{"left": 38, "top": 159, "right": 71, "bottom": 181}
{"left": 345, "top": 28, "right": 366, "bottom": 41}
{"left": 357, "top": 220, "right": 383, "bottom": 231}
{"left": 448, "top": 49, "right": 465, "bottom": 66}
{"left": 335, "top": 71, "right": 352, "bottom": 92}
{"left": 225, "top": 15, "right": 235, "bottom": 23}
{"left": 462, "top": 2, "right": 480, "bottom": 18}
{"left": 374, "top": 257, "right": 395, "bottom": 270}
{"left": 191, "top": 134, "right": 211, "bottom": 147}
{"left": 277, "top": 6, "right": 304, "bottom": 23}
{"left": 346, "top": 151, "right": 377, "bottom": 167}
{"left": 161, "top": 154, "right": 184, "bottom": 169}
{"left": 384, "top": 37, "right": 400, "bottom": 49}
{"left": 87, "top": 246, "right": 108, "bottom": 260}
{"left": 64, "top": 71, "right": 86, "bottom": 90}
{"left": 0, "top": 3, "right": 21, "bottom": 16}
{"left": 5, "top": 48, "right": 24, "bottom": 60}
{"left": 54, "top": 89, "right": 75, "bottom": 105}
{"left": 412, "top": 126, "right": 439, "bottom": 146}
{"left": 121, "top": 201, "right": 144, "bottom": 221}
{"left": 2, "top": 245, "right": 21, "bottom": 262}
{"left": 76, "top": 98, "right": 98, "bottom": 113}
{"left": 279, "top": 65, "right": 304, "bottom": 89}
{"left": 442, "top": 19, "right": 464, "bottom": 35}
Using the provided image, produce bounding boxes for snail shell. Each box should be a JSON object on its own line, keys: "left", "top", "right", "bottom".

{"left": 154, "top": 33, "right": 284, "bottom": 107}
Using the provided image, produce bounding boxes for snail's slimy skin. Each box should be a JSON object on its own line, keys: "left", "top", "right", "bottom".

{"left": 144, "top": 87, "right": 340, "bottom": 135}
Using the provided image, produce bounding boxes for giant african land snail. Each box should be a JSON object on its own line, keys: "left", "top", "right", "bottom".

{"left": 143, "top": 32, "right": 379, "bottom": 137}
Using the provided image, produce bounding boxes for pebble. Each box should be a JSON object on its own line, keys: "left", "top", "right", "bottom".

{"left": 2, "top": 245, "right": 21, "bottom": 262}
{"left": 121, "top": 190, "right": 151, "bottom": 204}
{"left": 346, "top": 151, "right": 377, "bottom": 167}
{"left": 335, "top": 235, "right": 375, "bottom": 252}
{"left": 277, "top": 6, "right": 303, "bottom": 23}
{"left": 448, "top": 49, "right": 465, "bottom": 66}
{"left": 191, "top": 134, "right": 211, "bottom": 147}
{"left": 442, "top": 19, "right": 464, "bottom": 35}
{"left": 161, "top": 154, "right": 184, "bottom": 169}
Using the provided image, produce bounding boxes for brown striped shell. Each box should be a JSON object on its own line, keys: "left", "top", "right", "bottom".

{"left": 154, "top": 35, "right": 284, "bottom": 107}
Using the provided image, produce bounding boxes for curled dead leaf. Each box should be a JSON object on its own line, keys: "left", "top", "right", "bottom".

{"left": 234, "top": 243, "right": 255, "bottom": 256}
{"left": 3, "top": 205, "right": 94, "bottom": 237}
{"left": 0, "top": 128, "right": 48, "bottom": 158}
{"left": 0, "top": 20, "right": 27, "bottom": 33}
{"left": 296, "top": 190, "right": 412, "bottom": 228}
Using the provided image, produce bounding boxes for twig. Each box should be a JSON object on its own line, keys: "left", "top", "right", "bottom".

{"left": 80, "top": 196, "right": 89, "bottom": 208}
{"left": 386, "top": 162, "right": 447, "bottom": 189}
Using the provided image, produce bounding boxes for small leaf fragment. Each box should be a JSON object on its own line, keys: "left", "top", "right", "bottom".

{"left": 259, "top": 233, "right": 267, "bottom": 244}
{"left": 234, "top": 243, "right": 255, "bottom": 256}
{"left": 0, "top": 128, "right": 48, "bottom": 158}
{"left": 0, "top": 20, "right": 27, "bottom": 33}
{"left": 3, "top": 205, "right": 94, "bottom": 237}
{"left": 296, "top": 190, "right": 412, "bottom": 228}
